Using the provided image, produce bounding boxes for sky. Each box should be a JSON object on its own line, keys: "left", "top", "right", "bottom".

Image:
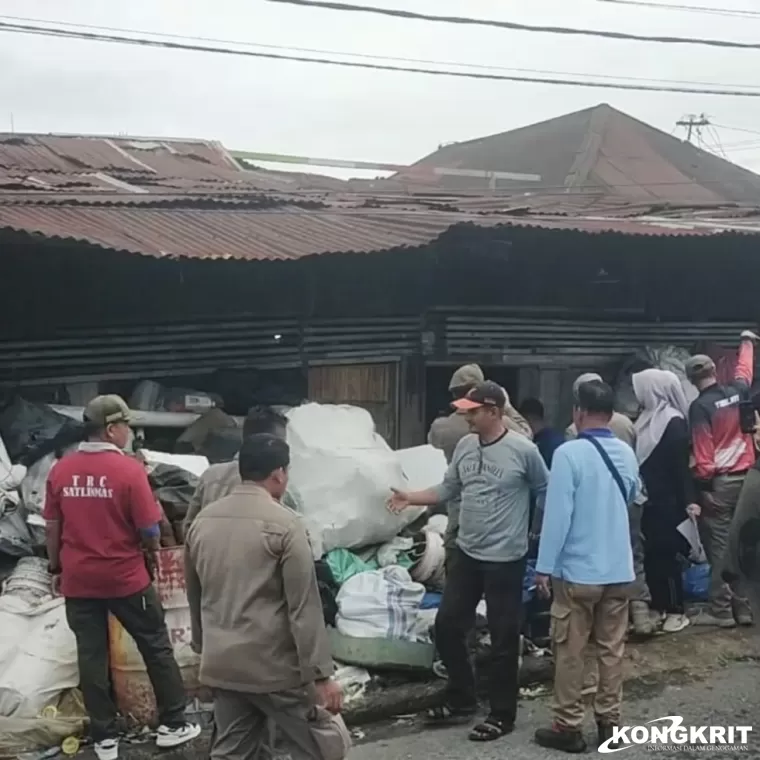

{"left": 3, "top": 0, "right": 760, "bottom": 179}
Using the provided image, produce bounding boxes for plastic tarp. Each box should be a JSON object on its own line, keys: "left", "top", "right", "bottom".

{"left": 0, "top": 400, "right": 75, "bottom": 465}
{"left": 683, "top": 563, "right": 711, "bottom": 602}
{"left": 286, "top": 404, "right": 427, "bottom": 555}
{"left": 142, "top": 450, "right": 208, "bottom": 523}
{"left": 0, "top": 595, "right": 79, "bottom": 718}
{"left": 19, "top": 447, "right": 75, "bottom": 518}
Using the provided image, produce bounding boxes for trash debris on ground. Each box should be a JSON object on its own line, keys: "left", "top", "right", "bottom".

{"left": 334, "top": 665, "right": 372, "bottom": 705}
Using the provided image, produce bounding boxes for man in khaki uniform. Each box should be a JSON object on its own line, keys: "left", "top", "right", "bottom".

{"left": 428, "top": 364, "right": 532, "bottom": 568}
{"left": 185, "top": 434, "right": 348, "bottom": 760}
{"left": 184, "top": 406, "right": 303, "bottom": 533}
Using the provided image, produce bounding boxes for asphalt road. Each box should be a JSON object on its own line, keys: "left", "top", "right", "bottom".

{"left": 351, "top": 659, "right": 759, "bottom": 759}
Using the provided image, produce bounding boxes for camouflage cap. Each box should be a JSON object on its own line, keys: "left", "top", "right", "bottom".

{"left": 83, "top": 395, "right": 132, "bottom": 427}
{"left": 448, "top": 364, "right": 485, "bottom": 391}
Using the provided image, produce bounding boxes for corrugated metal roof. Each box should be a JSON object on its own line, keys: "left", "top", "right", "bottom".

{"left": 0, "top": 206, "right": 456, "bottom": 260}
{"left": 0, "top": 134, "right": 352, "bottom": 200}
{"left": 1, "top": 205, "right": 759, "bottom": 262}
{"left": 402, "top": 104, "right": 760, "bottom": 205}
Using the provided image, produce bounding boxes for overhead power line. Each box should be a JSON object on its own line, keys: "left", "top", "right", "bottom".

{"left": 598, "top": 1, "right": 760, "bottom": 18}
{"left": 4, "top": 14, "right": 760, "bottom": 90}
{"left": 265, "top": 0, "right": 760, "bottom": 51}
{"left": 3, "top": 21, "right": 760, "bottom": 98}
{"left": 712, "top": 123, "right": 760, "bottom": 136}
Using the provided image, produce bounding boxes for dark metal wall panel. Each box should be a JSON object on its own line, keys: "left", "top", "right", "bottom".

{"left": 0, "top": 315, "right": 420, "bottom": 386}
{"left": 443, "top": 313, "right": 748, "bottom": 365}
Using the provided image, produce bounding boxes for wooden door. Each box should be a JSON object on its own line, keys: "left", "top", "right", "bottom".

{"left": 308, "top": 362, "right": 398, "bottom": 446}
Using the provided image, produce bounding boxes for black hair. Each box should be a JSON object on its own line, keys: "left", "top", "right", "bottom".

{"left": 242, "top": 405, "right": 288, "bottom": 439}
{"left": 238, "top": 433, "right": 290, "bottom": 482}
{"left": 518, "top": 397, "right": 545, "bottom": 421}
{"left": 575, "top": 380, "right": 614, "bottom": 418}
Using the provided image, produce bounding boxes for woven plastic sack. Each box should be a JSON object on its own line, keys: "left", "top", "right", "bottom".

{"left": 335, "top": 567, "right": 426, "bottom": 641}
{"left": 0, "top": 595, "right": 79, "bottom": 718}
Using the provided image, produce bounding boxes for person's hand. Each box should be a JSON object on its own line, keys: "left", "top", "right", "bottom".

{"left": 686, "top": 503, "right": 701, "bottom": 519}
{"left": 315, "top": 678, "right": 343, "bottom": 715}
{"left": 741, "top": 330, "right": 760, "bottom": 342}
{"left": 387, "top": 488, "right": 411, "bottom": 515}
{"left": 51, "top": 573, "right": 62, "bottom": 597}
{"left": 536, "top": 573, "right": 551, "bottom": 600}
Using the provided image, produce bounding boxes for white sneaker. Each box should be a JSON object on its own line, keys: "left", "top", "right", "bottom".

{"left": 93, "top": 738, "right": 119, "bottom": 760}
{"left": 662, "top": 613, "right": 690, "bottom": 634}
{"left": 155, "top": 723, "right": 202, "bottom": 749}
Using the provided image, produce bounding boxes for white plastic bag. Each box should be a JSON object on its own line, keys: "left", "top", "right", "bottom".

{"left": 677, "top": 517, "right": 708, "bottom": 564}
{"left": 0, "top": 595, "right": 79, "bottom": 718}
{"left": 336, "top": 567, "right": 426, "bottom": 641}
{"left": 286, "top": 404, "right": 424, "bottom": 554}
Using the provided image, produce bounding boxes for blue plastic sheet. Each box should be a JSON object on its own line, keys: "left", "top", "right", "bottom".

{"left": 683, "top": 563, "right": 711, "bottom": 602}
{"left": 421, "top": 592, "right": 443, "bottom": 609}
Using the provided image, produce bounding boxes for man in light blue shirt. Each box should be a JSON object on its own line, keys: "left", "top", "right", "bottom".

{"left": 534, "top": 381, "right": 637, "bottom": 754}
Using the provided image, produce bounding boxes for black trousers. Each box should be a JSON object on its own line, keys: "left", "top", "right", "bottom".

{"left": 65, "top": 585, "right": 187, "bottom": 741}
{"left": 642, "top": 504, "right": 690, "bottom": 615}
{"left": 435, "top": 547, "right": 525, "bottom": 724}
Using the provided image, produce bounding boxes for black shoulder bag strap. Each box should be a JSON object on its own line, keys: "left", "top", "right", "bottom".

{"left": 578, "top": 431, "right": 629, "bottom": 504}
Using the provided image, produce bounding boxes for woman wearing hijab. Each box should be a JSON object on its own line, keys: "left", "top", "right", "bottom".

{"left": 633, "top": 369, "right": 700, "bottom": 634}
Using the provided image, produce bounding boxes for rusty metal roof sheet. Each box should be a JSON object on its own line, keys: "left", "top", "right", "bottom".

{"left": 1, "top": 205, "right": 759, "bottom": 262}
{"left": 0, "top": 134, "right": 353, "bottom": 201}
{"left": 402, "top": 104, "right": 760, "bottom": 205}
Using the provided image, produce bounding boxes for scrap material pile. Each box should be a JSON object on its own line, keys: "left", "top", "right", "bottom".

{"left": 0, "top": 397, "right": 542, "bottom": 755}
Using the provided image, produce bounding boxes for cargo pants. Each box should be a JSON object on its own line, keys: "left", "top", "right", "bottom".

{"left": 582, "top": 500, "right": 649, "bottom": 695}
{"left": 551, "top": 579, "right": 630, "bottom": 729}
{"left": 703, "top": 473, "right": 750, "bottom": 619}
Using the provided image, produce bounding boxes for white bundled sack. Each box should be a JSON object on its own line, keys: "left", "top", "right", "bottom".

{"left": 0, "top": 595, "right": 79, "bottom": 718}
{"left": 286, "top": 404, "right": 425, "bottom": 555}
{"left": 336, "top": 567, "right": 426, "bottom": 641}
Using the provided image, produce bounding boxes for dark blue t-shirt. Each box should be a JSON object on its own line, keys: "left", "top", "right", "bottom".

{"left": 533, "top": 427, "right": 565, "bottom": 468}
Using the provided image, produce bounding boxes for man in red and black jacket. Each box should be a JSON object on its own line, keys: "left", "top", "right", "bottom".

{"left": 686, "top": 330, "right": 758, "bottom": 628}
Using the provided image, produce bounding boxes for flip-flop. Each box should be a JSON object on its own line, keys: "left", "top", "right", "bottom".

{"left": 468, "top": 717, "right": 514, "bottom": 742}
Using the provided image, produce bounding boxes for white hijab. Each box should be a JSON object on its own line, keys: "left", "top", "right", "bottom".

{"left": 632, "top": 368, "right": 690, "bottom": 465}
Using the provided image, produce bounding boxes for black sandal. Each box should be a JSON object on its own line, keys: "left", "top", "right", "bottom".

{"left": 424, "top": 704, "right": 477, "bottom": 727}
{"left": 468, "top": 717, "right": 514, "bottom": 742}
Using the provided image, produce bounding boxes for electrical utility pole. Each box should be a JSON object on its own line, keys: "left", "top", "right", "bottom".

{"left": 676, "top": 113, "right": 710, "bottom": 143}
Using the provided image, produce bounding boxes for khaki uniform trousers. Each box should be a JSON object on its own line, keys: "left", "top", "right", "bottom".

{"left": 550, "top": 579, "right": 630, "bottom": 729}
{"left": 210, "top": 687, "right": 350, "bottom": 760}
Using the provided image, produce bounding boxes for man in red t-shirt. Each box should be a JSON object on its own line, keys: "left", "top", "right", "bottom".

{"left": 44, "top": 395, "right": 200, "bottom": 760}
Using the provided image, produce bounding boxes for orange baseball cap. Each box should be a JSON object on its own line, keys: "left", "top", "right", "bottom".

{"left": 452, "top": 381, "right": 507, "bottom": 411}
